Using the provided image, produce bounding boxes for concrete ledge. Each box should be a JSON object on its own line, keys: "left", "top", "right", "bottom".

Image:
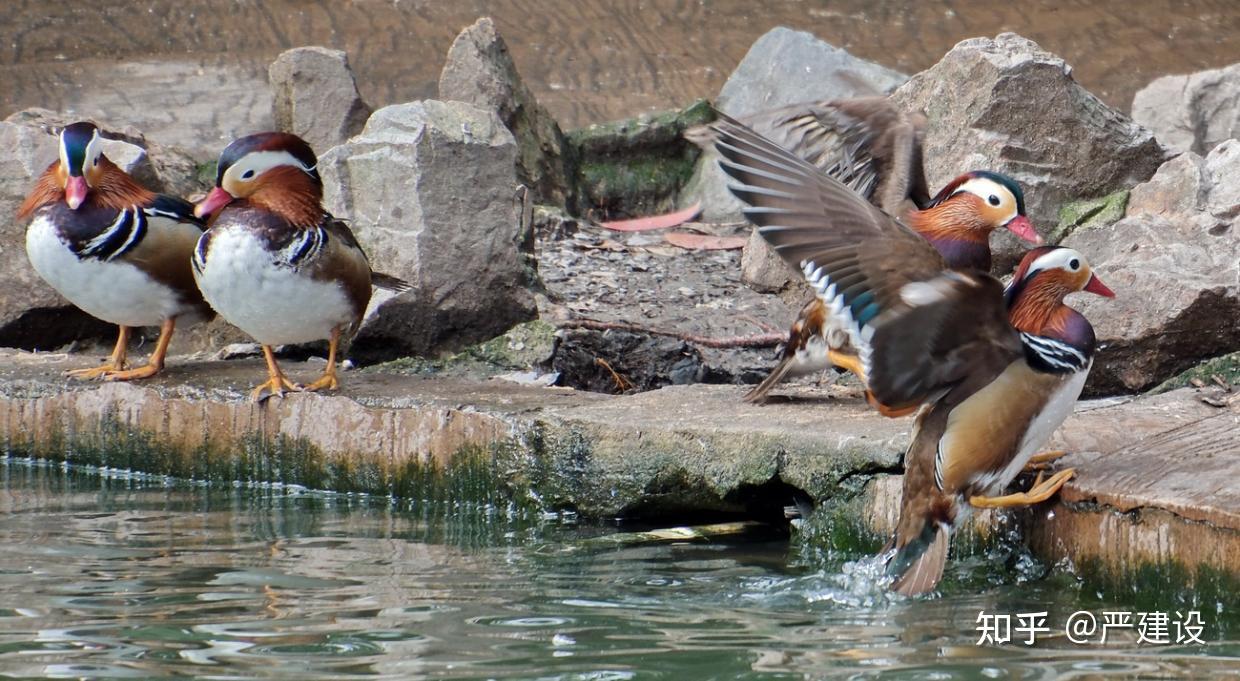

{"left": 1, "top": 350, "right": 1236, "bottom": 583}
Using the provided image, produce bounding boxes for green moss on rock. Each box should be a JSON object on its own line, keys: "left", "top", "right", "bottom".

{"left": 567, "top": 99, "right": 715, "bottom": 218}
{"left": 1151, "top": 350, "right": 1240, "bottom": 393}
{"left": 367, "top": 320, "right": 557, "bottom": 378}
{"left": 1049, "top": 190, "right": 1129, "bottom": 244}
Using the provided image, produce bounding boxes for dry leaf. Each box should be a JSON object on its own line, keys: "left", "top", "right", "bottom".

{"left": 663, "top": 232, "right": 748, "bottom": 250}
{"left": 599, "top": 202, "right": 702, "bottom": 232}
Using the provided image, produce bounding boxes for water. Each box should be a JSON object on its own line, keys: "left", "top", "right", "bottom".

{"left": 0, "top": 460, "right": 1236, "bottom": 680}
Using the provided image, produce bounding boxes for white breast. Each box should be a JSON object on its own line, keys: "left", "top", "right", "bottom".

{"left": 25, "top": 214, "right": 187, "bottom": 327}
{"left": 193, "top": 225, "right": 354, "bottom": 345}
{"left": 784, "top": 333, "right": 832, "bottom": 378}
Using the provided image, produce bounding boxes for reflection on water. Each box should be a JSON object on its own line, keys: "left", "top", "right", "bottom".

{"left": 3, "top": 0, "right": 1240, "bottom": 132}
{"left": 0, "top": 459, "right": 1236, "bottom": 679}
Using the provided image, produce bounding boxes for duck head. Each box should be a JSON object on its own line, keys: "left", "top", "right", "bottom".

{"left": 926, "top": 171, "right": 1041, "bottom": 245}
{"left": 194, "top": 132, "right": 322, "bottom": 221}
{"left": 56, "top": 122, "right": 106, "bottom": 210}
{"left": 1006, "top": 245, "right": 1114, "bottom": 335}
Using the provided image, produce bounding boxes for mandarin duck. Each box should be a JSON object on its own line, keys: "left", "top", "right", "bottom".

{"left": 688, "top": 98, "right": 1042, "bottom": 404}
{"left": 191, "top": 132, "right": 410, "bottom": 402}
{"left": 707, "top": 114, "right": 1114, "bottom": 595}
{"left": 19, "top": 121, "right": 211, "bottom": 380}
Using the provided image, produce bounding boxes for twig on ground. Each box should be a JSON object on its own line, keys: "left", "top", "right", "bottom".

{"left": 559, "top": 318, "right": 784, "bottom": 349}
{"left": 594, "top": 358, "right": 634, "bottom": 392}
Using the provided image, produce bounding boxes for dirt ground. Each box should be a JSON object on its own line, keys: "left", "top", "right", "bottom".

{"left": 531, "top": 212, "right": 859, "bottom": 395}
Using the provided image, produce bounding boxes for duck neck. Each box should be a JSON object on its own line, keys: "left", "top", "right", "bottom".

{"left": 907, "top": 205, "right": 993, "bottom": 271}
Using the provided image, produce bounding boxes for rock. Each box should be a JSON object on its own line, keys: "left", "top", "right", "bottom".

{"left": 439, "top": 18, "right": 575, "bottom": 209}
{"left": 0, "top": 119, "right": 163, "bottom": 349}
{"left": 740, "top": 228, "right": 800, "bottom": 293}
{"left": 715, "top": 27, "right": 908, "bottom": 118}
{"left": 686, "top": 28, "right": 908, "bottom": 222}
{"left": 269, "top": 47, "right": 371, "bottom": 154}
{"left": 1125, "top": 152, "right": 1209, "bottom": 217}
{"left": 892, "top": 33, "right": 1166, "bottom": 270}
{"left": 319, "top": 100, "right": 537, "bottom": 363}
{"left": 567, "top": 100, "right": 713, "bottom": 219}
{"left": 1063, "top": 144, "right": 1240, "bottom": 395}
{"left": 1131, "top": 62, "right": 1240, "bottom": 155}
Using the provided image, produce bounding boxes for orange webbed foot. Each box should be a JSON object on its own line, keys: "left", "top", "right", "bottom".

{"left": 65, "top": 362, "right": 128, "bottom": 381}
{"left": 968, "top": 468, "right": 1077, "bottom": 509}
{"left": 250, "top": 374, "right": 302, "bottom": 403}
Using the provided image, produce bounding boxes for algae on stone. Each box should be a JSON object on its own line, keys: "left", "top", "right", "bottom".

{"left": 1151, "top": 350, "right": 1240, "bottom": 393}
{"left": 567, "top": 99, "right": 714, "bottom": 218}
{"left": 1049, "top": 190, "right": 1129, "bottom": 244}
{"left": 367, "top": 320, "right": 557, "bottom": 378}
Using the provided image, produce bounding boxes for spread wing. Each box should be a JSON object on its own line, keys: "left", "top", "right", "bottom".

{"left": 708, "top": 113, "right": 1022, "bottom": 409}
{"left": 686, "top": 97, "right": 931, "bottom": 215}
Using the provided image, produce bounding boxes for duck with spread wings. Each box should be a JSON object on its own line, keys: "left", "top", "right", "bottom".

{"left": 688, "top": 98, "right": 1042, "bottom": 404}
{"left": 706, "top": 113, "right": 1114, "bottom": 595}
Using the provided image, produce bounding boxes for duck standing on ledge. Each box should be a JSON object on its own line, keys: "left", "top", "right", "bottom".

{"left": 20, "top": 121, "right": 211, "bottom": 380}
{"left": 192, "top": 132, "right": 409, "bottom": 402}
{"left": 706, "top": 114, "right": 1114, "bottom": 595}
{"left": 688, "top": 99, "right": 1042, "bottom": 404}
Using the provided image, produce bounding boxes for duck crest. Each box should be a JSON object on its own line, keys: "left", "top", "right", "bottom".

{"left": 17, "top": 157, "right": 154, "bottom": 219}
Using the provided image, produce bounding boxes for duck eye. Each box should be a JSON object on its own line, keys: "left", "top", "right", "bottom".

{"left": 1069, "top": 258, "right": 1080, "bottom": 270}
{"left": 241, "top": 169, "right": 256, "bottom": 180}
{"left": 987, "top": 194, "right": 1001, "bottom": 206}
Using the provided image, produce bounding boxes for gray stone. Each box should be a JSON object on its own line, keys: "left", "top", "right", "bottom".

{"left": 0, "top": 120, "right": 157, "bottom": 348}
{"left": 892, "top": 33, "right": 1166, "bottom": 270}
{"left": 716, "top": 27, "right": 908, "bottom": 118}
{"left": 269, "top": 47, "right": 371, "bottom": 154}
{"left": 685, "top": 27, "right": 908, "bottom": 222}
{"left": 439, "top": 18, "right": 574, "bottom": 208}
{"left": 1126, "top": 152, "right": 1209, "bottom": 217}
{"left": 566, "top": 100, "right": 712, "bottom": 219}
{"left": 740, "top": 227, "right": 799, "bottom": 293}
{"left": 319, "top": 100, "right": 537, "bottom": 362}
{"left": 1132, "top": 63, "right": 1240, "bottom": 155}
{"left": 1063, "top": 147, "right": 1240, "bottom": 395}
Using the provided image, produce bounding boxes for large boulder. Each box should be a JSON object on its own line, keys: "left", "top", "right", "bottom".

{"left": 1132, "top": 62, "right": 1240, "bottom": 156}
{"left": 269, "top": 47, "right": 371, "bottom": 154}
{"left": 685, "top": 27, "right": 907, "bottom": 224}
{"left": 439, "top": 18, "right": 575, "bottom": 209}
{"left": 0, "top": 119, "right": 160, "bottom": 349}
{"left": 714, "top": 27, "right": 908, "bottom": 117}
{"left": 320, "top": 100, "right": 537, "bottom": 363}
{"left": 893, "top": 33, "right": 1166, "bottom": 270}
{"left": 1063, "top": 142, "right": 1240, "bottom": 395}
{"left": 567, "top": 100, "right": 712, "bottom": 220}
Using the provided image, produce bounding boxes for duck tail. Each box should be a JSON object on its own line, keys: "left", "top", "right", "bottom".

{"left": 371, "top": 271, "right": 412, "bottom": 293}
{"left": 743, "top": 355, "right": 797, "bottom": 404}
{"left": 886, "top": 519, "right": 950, "bottom": 596}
